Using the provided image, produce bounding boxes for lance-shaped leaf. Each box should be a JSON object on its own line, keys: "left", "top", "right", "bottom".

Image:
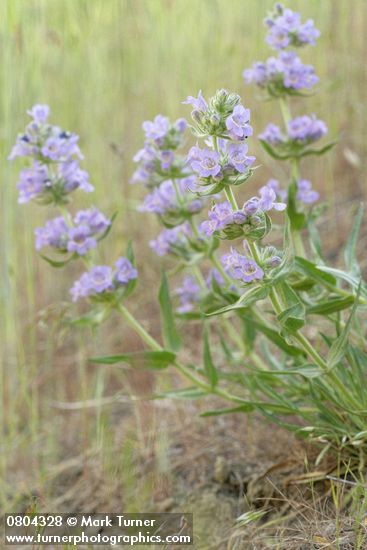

{"left": 159, "top": 271, "right": 182, "bottom": 352}
{"left": 275, "top": 281, "right": 305, "bottom": 332}
{"left": 206, "top": 284, "right": 269, "bottom": 316}
{"left": 307, "top": 296, "right": 355, "bottom": 315}
{"left": 295, "top": 257, "right": 337, "bottom": 288}
{"left": 90, "top": 350, "right": 176, "bottom": 369}
{"left": 287, "top": 180, "right": 306, "bottom": 231}
{"left": 41, "top": 253, "right": 76, "bottom": 268}
{"left": 244, "top": 316, "right": 304, "bottom": 356}
{"left": 327, "top": 283, "right": 361, "bottom": 369}
{"left": 203, "top": 326, "right": 218, "bottom": 388}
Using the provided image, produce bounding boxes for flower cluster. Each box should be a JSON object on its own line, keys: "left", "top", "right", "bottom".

{"left": 222, "top": 247, "right": 264, "bottom": 284}
{"left": 175, "top": 276, "right": 201, "bottom": 313}
{"left": 264, "top": 3, "right": 320, "bottom": 50}
{"left": 175, "top": 269, "right": 225, "bottom": 313}
{"left": 149, "top": 223, "right": 192, "bottom": 257}
{"left": 260, "top": 115, "right": 327, "bottom": 147}
{"left": 200, "top": 185, "right": 286, "bottom": 239}
{"left": 138, "top": 177, "right": 203, "bottom": 218}
{"left": 187, "top": 140, "right": 255, "bottom": 183}
{"left": 35, "top": 208, "right": 110, "bottom": 256}
{"left": 131, "top": 115, "right": 187, "bottom": 186}
{"left": 70, "top": 258, "right": 137, "bottom": 302}
{"left": 243, "top": 51, "right": 318, "bottom": 96}
{"left": 10, "top": 105, "right": 93, "bottom": 204}
{"left": 267, "top": 178, "right": 319, "bottom": 206}
{"left": 184, "top": 89, "right": 253, "bottom": 141}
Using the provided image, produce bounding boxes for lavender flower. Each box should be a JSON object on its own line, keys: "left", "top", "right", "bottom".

{"left": 27, "top": 104, "right": 50, "bottom": 123}
{"left": 70, "top": 258, "right": 137, "bottom": 302}
{"left": 41, "top": 133, "right": 82, "bottom": 162}
{"left": 143, "top": 115, "right": 170, "bottom": 144}
{"left": 149, "top": 223, "right": 191, "bottom": 256}
{"left": 139, "top": 178, "right": 203, "bottom": 217}
{"left": 67, "top": 226, "right": 97, "bottom": 256}
{"left": 222, "top": 248, "right": 264, "bottom": 283}
{"left": 35, "top": 208, "right": 110, "bottom": 255}
{"left": 287, "top": 115, "right": 327, "bottom": 144}
{"left": 266, "top": 179, "right": 287, "bottom": 201}
{"left": 225, "top": 105, "right": 253, "bottom": 140}
{"left": 17, "top": 162, "right": 49, "bottom": 203}
{"left": 175, "top": 276, "right": 201, "bottom": 313}
{"left": 200, "top": 201, "right": 247, "bottom": 236}
{"left": 74, "top": 207, "right": 110, "bottom": 234}
{"left": 59, "top": 161, "right": 94, "bottom": 193}
{"left": 189, "top": 147, "right": 221, "bottom": 178}
{"left": 182, "top": 90, "right": 208, "bottom": 112}
{"left": 265, "top": 5, "right": 320, "bottom": 50}
{"left": 259, "top": 123, "right": 284, "bottom": 145}
{"left": 34, "top": 216, "right": 68, "bottom": 251}
{"left": 244, "top": 51, "right": 318, "bottom": 93}
{"left": 114, "top": 257, "right": 138, "bottom": 284}
{"left": 10, "top": 105, "right": 93, "bottom": 203}
{"left": 296, "top": 179, "right": 319, "bottom": 204}
{"left": 227, "top": 143, "right": 256, "bottom": 173}
{"left": 255, "top": 185, "right": 287, "bottom": 212}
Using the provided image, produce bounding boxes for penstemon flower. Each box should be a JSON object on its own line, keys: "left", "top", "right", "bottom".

{"left": 34, "top": 207, "right": 110, "bottom": 256}
{"left": 174, "top": 276, "right": 201, "bottom": 313}
{"left": 9, "top": 104, "right": 93, "bottom": 205}
{"left": 131, "top": 115, "right": 188, "bottom": 186}
{"left": 264, "top": 3, "right": 320, "bottom": 50}
{"left": 149, "top": 223, "right": 192, "bottom": 257}
{"left": 221, "top": 247, "right": 264, "bottom": 284}
{"left": 243, "top": 51, "right": 318, "bottom": 97}
{"left": 259, "top": 115, "right": 328, "bottom": 160}
{"left": 70, "top": 259, "right": 137, "bottom": 302}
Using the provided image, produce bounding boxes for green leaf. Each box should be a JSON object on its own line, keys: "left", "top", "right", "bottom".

{"left": 344, "top": 203, "right": 364, "bottom": 275}
{"left": 200, "top": 404, "right": 255, "bottom": 416}
{"left": 327, "top": 283, "right": 361, "bottom": 369}
{"left": 258, "top": 364, "right": 323, "bottom": 379}
{"left": 70, "top": 307, "right": 111, "bottom": 327}
{"left": 90, "top": 350, "right": 176, "bottom": 369}
{"left": 40, "top": 254, "right": 76, "bottom": 268}
{"left": 295, "top": 257, "right": 337, "bottom": 288}
{"left": 300, "top": 140, "right": 338, "bottom": 158}
{"left": 122, "top": 241, "right": 138, "bottom": 298}
{"left": 245, "top": 317, "right": 304, "bottom": 356}
{"left": 97, "top": 211, "right": 118, "bottom": 242}
{"left": 307, "top": 218, "right": 324, "bottom": 261}
{"left": 307, "top": 296, "right": 355, "bottom": 315}
{"left": 203, "top": 326, "right": 218, "bottom": 388}
{"left": 206, "top": 285, "right": 269, "bottom": 316}
{"left": 259, "top": 139, "right": 292, "bottom": 160}
{"left": 158, "top": 271, "right": 182, "bottom": 352}
{"left": 155, "top": 387, "right": 208, "bottom": 399}
{"left": 275, "top": 282, "right": 305, "bottom": 332}
{"left": 287, "top": 181, "right": 306, "bottom": 231}
{"left": 317, "top": 266, "right": 367, "bottom": 298}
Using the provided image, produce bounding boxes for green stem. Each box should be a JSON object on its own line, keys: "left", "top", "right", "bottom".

{"left": 279, "top": 96, "right": 292, "bottom": 126}
{"left": 224, "top": 186, "right": 239, "bottom": 211}
{"left": 209, "top": 252, "right": 233, "bottom": 286}
{"left": 191, "top": 264, "right": 206, "bottom": 289}
{"left": 116, "top": 303, "right": 247, "bottom": 404}
{"left": 247, "top": 240, "right": 262, "bottom": 265}
{"left": 117, "top": 303, "right": 162, "bottom": 351}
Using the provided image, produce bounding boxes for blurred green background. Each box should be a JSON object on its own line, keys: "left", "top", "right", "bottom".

{"left": 1, "top": 0, "right": 366, "bottom": 509}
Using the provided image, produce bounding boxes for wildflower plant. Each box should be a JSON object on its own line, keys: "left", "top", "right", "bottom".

{"left": 11, "top": 4, "right": 367, "bottom": 465}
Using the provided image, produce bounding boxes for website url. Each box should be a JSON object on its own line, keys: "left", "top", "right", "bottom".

{"left": 5, "top": 532, "right": 192, "bottom": 546}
